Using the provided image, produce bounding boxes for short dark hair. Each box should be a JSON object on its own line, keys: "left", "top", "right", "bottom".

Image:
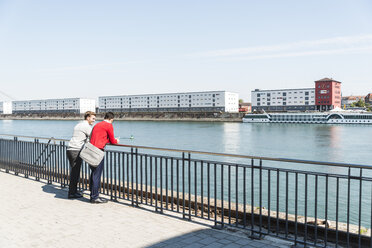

{"left": 104, "top": 112, "right": 115, "bottom": 120}
{"left": 84, "top": 111, "right": 96, "bottom": 120}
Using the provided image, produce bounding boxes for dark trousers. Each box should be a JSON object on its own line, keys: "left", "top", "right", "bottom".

{"left": 66, "top": 149, "right": 82, "bottom": 195}
{"left": 89, "top": 158, "right": 104, "bottom": 200}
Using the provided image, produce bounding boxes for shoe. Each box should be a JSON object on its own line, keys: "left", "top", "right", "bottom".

{"left": 90, "top": 198, "right": 108, "bottom": 204}
{"left": 68, "top": 192, "right": 84, "bottom": 199}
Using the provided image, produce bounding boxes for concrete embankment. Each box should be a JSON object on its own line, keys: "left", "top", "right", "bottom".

{"left": 0, "top": 112, "right": 245, "bottom": 122}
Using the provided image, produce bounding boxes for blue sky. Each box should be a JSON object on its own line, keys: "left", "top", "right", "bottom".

{"left": 0, "top": 0, "right": 372, "bottom": 101}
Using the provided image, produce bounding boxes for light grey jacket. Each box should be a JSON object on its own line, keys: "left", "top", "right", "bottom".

{"left": 67, "top": 121, "right": 93, "bottom": 151}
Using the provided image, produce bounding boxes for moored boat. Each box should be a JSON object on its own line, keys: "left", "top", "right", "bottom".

{"left": 242, "top": 112, "right": 372, "bottom": 124}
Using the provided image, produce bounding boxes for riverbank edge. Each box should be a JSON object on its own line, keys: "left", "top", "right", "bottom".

{"left": 0, "top": 116, "right": 243, "bottom": 122}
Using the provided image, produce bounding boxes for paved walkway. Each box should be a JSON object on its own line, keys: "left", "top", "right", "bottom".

{"left": 0, "top": 171, "right": 292, "bottom": 248}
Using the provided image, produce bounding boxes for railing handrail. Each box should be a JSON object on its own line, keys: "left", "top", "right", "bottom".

{"left": 1, "top": 133, "right": 371, "bottom": 170}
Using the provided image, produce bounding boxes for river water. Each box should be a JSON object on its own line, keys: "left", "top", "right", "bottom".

{"left": 1, "top": 119, "right": 372, "bottom": 228}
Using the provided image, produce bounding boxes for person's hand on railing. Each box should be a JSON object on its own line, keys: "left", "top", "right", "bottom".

{"left": 115, "top": 137, "right": 120, "bottom": 143}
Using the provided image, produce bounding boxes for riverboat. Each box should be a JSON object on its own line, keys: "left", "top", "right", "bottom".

{"left": 242, "top": 112, "right": 372, "bottom": 124}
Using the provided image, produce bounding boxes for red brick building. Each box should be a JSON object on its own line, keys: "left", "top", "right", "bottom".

{"left": 315, "top": 78, "right": 342, "bottom": 111}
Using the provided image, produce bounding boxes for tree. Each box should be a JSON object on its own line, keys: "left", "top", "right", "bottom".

{"left": 239, "top": 99, "right": 244, "bottom": 104}
{"left": 351, "top": 99, "right": 365, "bottom": 108}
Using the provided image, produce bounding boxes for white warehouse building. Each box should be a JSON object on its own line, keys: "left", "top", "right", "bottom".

{"left": 0, "top": 101, "right": 12, "bottom": 114}
{"left": 251, "top": 88, "right": 316, "bottom": 112}
{"left": 12, "top": 98, "right": 96, "bottom": 114}
{"left": 99, "top": 91, "right": 239, "bottom": 113}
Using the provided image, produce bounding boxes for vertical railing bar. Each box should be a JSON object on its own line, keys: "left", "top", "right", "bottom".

{"left": 140, "top": 154, "right": 143, "bottom": 204}
{"left": 304, "top": 174, "right": 308, "bottom": 245}
{"left": 325, "top": 174, "right": 329, "bottom": 247}
{"left": 127, "top": 153, "right": 130, "bottom": 201}
{"left": 358, "top": 169, "right": 363, "bottom": 248}
{"left": 110, "top": 152, "right": 113, "bottom": 200}
{"left": 101, "top": 151, "right": 105, "bottom": 195}
{"left": 295, "top": 172, "right": 298, "bottom": 246}
{"left": 259, "top": 160, "right": 263, "bottom": 235}
{"left": 221, "top": 163, "right": 224, "bottom": 227}
{"left": 214, "top": 163, "right": 217, "bottom": 226}
{"left": 136, "top": 148, "right": 139, "bottom": 205}
{"left": 171, "top": 158, "right": 174, "bottom": 210}
{"left": 336, "top": 177, "right": 339, "bottom": 248}
{"left": 235, "top": 164, "right": 238, "bottom": 228}
{"left": 166, "top": 158, "right": 168, "bottom": 210}
{"left": 228, "top": 164, "right": 231, "bottom": 225}
{"left": 182, "top": 153, "right": 185, "bottom": 218}
{"left": 268, "top": 169, "right": 271, "bottom": 234}
{"left": 244, "top": 166, "right": 247, "bottom": 228}
{"left": 131, "top": 148, "right": 134, "bottom": 205}
{"left": 207, "top": 162, "right": 210, "bottom": 220}
{"left": 177, "top": 159, "right": 180, "bottom": 212}
{"left": 117, "top": 152, "right": 121, "bottom": 199}
{"left": 160, "top": 157, "right": 163, "bottom": 212}
{"left": 188, "top": 153, "right": 191, "bottom": 220}
{"left": 145, "top": 154, "right": 148, "bottom": 204}
{"left": 251, "top": 159, "right": 255, "bottom": 232}
{"left": 347, "top": 167, "right": 351, "bottom": 247}
{"left": 276, "top": 169, "right": 280, "bottom": 237}
{"left": 285, "top": 171, "right": 289, "bottom": 239}
{"left": 201, "top": 161, "right": 204, "bottom": 219}
{"left": 194, "top": 160, "right": 198, "bottom": 217}
{"left": 314, "top": 174, "right": 318, "bottom": 246}
{"left": 155, "top": 156, "right": 158, "bottom": 210}
{"left": 370, "top": 179, "right": 372, "bottom": 248}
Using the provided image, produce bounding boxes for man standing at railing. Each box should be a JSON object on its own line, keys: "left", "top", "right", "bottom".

{"left": 67, "top": 111, "right": 96, "bottom": 199}
{"left": 89, "top": 112, "right": 119, "bottom": 204}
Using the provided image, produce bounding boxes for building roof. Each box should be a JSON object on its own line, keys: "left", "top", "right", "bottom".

{"left": 251, "top": 88, "right": 314, "bottom": 93}
{"left": 315, "top": 78, "right": 342, "bottom": 84}
{"left": 342, "top": 96, "right": 365, "bottom": 101}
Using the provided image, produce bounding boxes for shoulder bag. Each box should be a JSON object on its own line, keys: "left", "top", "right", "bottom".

{"left": 79, "top": 131, "right": 104, "bottom": 167}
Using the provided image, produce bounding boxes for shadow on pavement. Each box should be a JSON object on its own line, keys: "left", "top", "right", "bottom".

{"left": 144, "top": 228, "right": 272, "bottom": 248}
{"left": 41, "top": 184, "right": 90, "bottom": 203}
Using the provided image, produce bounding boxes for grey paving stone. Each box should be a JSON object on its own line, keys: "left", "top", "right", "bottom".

{"left": 162, "top": 243, "right": 189, "bottom": 248}
{"left": 234, "top": 238, "right": 255, "bottom": 245}
{"left": 195, "top": 233, "right": 210, "bottom": 239}
{"left": 198, "top": 237, "right": 218, "bottom": 245}
{"left": 182, "top": 236, "right": 203, "bottom": 244}
{"left": 223, "top": 244, "right": 243, "bottom": 248}
{"left": 249, "top": 240, "right": 270, "bottom": 248}
{"left": 183, "top": 243, "right": 205, "bottom": 248}
{"left": 203, "top": 242, "right": 225, "bottom": 248}
{"left": 224, "top": 234, "right": 242, "bottom": 241}
{"left": 217, "top": 238, "right": 232, "bottom": 245}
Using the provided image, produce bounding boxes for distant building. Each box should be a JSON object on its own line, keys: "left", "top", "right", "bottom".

{"left": 0, "top": 101, "right": 12, "bottom": 114}
{"left": 12, "top": 98, "right": 96, "bottom": 114}
{"left": 365, "top": 93, "right": 372, "bottom": 105}
{"left": 251, "top": 88, "right": 316, "bottom": 112}
{"left": 239, "top": 102, "right": 251, "bottom": 113}
{"left": 341, "top": 96, "right": 365, "bottom": 109}
{"left": 251, "top": 78, "right": 342, "bottom": 112}
{"left": 99, "top": 91, "right": 239, "bottom": 113}
{"left": 315, "top": 78, "right": 342, "bottom": 111}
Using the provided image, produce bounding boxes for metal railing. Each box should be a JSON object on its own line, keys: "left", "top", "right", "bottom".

{"left": 0, "top": 134, "right": 372, "bottom": 247}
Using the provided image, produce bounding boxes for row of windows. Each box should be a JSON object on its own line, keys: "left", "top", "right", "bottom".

{"left": 101, "top": 103, "right": 218, "bottom": 108}
{"left": 256, "top": 91, "right": 314, "bottom": 97}
{"left": 102, "top": 94, "right": 221, "bottom": 101}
